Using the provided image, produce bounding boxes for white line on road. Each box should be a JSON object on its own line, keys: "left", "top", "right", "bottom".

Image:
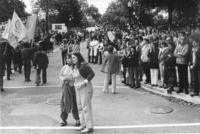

{"left": 1, "top": 123, "right": 200, "bottom": 130}
{"left": 4, "top": 85, "right": 130, "bottom": 89}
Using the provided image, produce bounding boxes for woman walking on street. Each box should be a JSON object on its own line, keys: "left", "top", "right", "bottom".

{"left": 59, "top": 54, "right": 80, "bottom": 126}
{"left": 72, "top": 52, "right": 95, "bottom": 133}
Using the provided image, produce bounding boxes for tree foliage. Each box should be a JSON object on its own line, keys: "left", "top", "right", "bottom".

{"left": 0, "top": 0, "right": 28, "bottom": 22}
{"left": 85, "top": 5, "right": 101, "bottom": 23}
{"left": 140, "top": 0, "right": 199, "bottom": 27}
{"left": 37, "top": 0, "right": 83, "bottom": 27}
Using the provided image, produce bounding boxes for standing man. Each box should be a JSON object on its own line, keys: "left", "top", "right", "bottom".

{"left": 174, "top": 33, "right": 190, "bottom": 94}
{"left": 34, "top": 46, "right": 49, "bottom": 86}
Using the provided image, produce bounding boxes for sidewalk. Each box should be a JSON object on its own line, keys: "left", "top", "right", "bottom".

{"left": 140, "top": 82, "right": 200, "bottom": 105}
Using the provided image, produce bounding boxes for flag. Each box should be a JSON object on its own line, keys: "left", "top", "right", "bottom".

{"left": 2, "top": 19, "right": 11, "bottom": 39}
{"left": 10, "top": 11, "right": 27, "bottom": 42}
{"left": 26, "top": 14, "right": 37, "bottom": 42}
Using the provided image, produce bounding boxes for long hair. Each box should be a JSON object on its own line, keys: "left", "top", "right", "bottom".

{"left": 72, "top": 52, "right": 85, "bottom": 68}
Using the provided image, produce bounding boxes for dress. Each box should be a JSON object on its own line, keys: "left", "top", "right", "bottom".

{"left": 59, "top": 65, "right": 79, "bottom": 121}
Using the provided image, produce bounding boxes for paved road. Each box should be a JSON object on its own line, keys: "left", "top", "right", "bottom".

{"left": 1, "top": 42, "right": 200, "bottom": 134}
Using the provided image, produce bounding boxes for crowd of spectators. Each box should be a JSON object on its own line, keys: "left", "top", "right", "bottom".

{"left": 85, "top": 26, "right": 200, "bottom": 97}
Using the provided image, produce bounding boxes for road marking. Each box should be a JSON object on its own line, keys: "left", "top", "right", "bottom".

{"left": 1, "top": 123, "right": 200, "bottom": 130}
{"left": 4, "top": 85, "right": 130, "bottom": 89}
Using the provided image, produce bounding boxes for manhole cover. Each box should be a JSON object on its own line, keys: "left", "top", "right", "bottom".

{"left": 150, "top": 106, "right": 173, "bottom": 114}
{"left": 46, "top": 98, "right": 61, "bottom": 105}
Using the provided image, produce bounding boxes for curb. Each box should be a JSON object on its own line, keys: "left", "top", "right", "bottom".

{"left": 141, "top": 84, "right": 200, "bottom": 105}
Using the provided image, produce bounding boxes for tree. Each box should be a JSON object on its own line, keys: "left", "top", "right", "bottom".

{"left": 0, "top": 0, "right": 28, "bottom": 22}
{"left": 37, "top": 0, "right": 83, "bottom": 30}
{"left": 101, "top": 0, "right": 153, "bottom": 29}
{"left": 85, "top": 5, "right": 101, "bottom": 23}
{"left": 140, "top": 0, "right": 199, "bottom": 27}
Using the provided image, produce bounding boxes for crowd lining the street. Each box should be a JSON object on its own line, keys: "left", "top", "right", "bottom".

{"left": 1, "top": 25, "right": 200, "bottom": 133}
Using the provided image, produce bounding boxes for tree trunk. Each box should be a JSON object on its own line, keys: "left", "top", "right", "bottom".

{"left": 45, "top": 0, "right": 49, "bottom": 35}
{"left": 168, "top": 5, "right": 173, "bottom": 28}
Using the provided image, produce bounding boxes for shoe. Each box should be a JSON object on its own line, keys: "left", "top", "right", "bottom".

{"left": 75, "top": 120, "right": 80, "bottom": 126}
{"left": 36, "top": 83, "right": 40, "bottom": 86}
{"left": 1, "top": 88, "right": 5, "bottom": 92}
{"left": 81, "top": 128, "right": 94, "bottom": 133}
{"left": 60, "top": 121, "right": 67, "bottom": 126}
{"left": 176, "top": 90, "right": 183, "bottom": 94}
{"left": 79, "top": 126, "right": 86, "bottom": 131}
{"left": 191, "top": 93, "right": 199, "bottom": 97}
{"left": 111, "top": 91, "right": 116, "bottom": 94}
{"left": 7, "top": 78, "right": 11, "bottom": 80}
{"left": 185, "top": 89, "right": 189, "bottom": 95}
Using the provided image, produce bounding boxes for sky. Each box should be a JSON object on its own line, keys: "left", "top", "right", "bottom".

{"left": 23, "top": 0, "right": 114, "bottom": 15}
{"left": 87, "top": 0, "right": 115, "bottom": 14}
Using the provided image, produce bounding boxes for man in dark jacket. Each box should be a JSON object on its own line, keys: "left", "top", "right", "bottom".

{"left": 21, "top": 42, "right": 37, "bottom": 82}
{"left": 0, "top": 40, "right": 7, "bottom": 91}
{"left": 33, "top": 46, "right": 49, "bottom": 86}
{"left": 4, "top": 42, "right": 13, "bottom": 80}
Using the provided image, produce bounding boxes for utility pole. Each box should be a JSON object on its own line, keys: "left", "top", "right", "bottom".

{"left": 45, "top": 0, "right": 49, "bottom": 35}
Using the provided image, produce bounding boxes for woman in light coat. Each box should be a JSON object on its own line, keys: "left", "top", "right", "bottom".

{"left": 72, "top": 53, "right": 95, "bottom": 133}
{"left": 102, "top": 45, "right": 121, "bottom": 94}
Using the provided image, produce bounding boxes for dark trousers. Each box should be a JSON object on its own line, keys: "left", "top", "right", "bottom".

{"left": 0, "top": 75, "right": 3, "bottom": 90}
{"left": 35, "top": 68, "right": 47, "bottom": 84}
{"left": 23, "top": 60, "right": 31, "bottom": 81}
{"left": 5, "top": 57, "right": 11, "bottom": 79}
{"left": 128, "top": 67, "right": 134, "bottom": 85}
{"left": 61, "top": 87, "right": 79, "bottom": 121}
{"left": 93, "top": 56, "right": 98, "bottom": 64}
{"left": 97, "top": 52, "right": 102, "bottom": 64}
{"left": 122, "top": 65, "right": 127, "bottom": 83}
{"left": 141, "top": 62, "right": 151, "bottom": 83}
{"left": 61, "top": 51, "right": 67, "bottom": 65}
{"left": 13, "top": 59, "right": 22, "bottom": 73}
{"left": 193, "top": 68, "right": 200, "bottom": 94}
{"left": 177, "top": 64, "right": 189, "bottom": 92}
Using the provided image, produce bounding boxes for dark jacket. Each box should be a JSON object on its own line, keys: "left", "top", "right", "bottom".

{"left": 149, "top": 44, "right": 159, "bottom": 69}
{"left": 193, "top": 49, "right": 200, "bottom": 70}
{"left": 33, "top": 50, "right": 49, "bottom": 69}
{"left": 127, "top": 46, "right": 140, "bottom": 67}
{"left": 21, "top": 47, "right": 37, "bottom": 61}
{"left": 79, "top": 62, "right": 95, "bottom": 81}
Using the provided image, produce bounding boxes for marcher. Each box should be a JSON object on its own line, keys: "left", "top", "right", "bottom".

{"left": 102, "top": 45, "right": 121, "bottom": 93}
{"left": 59, "top": 54, "right": 80, "bottom": 126}
{"left": 0, "top": 40, "right": 7, "bottom": 92}
{"left": 4, "top": 42, "right": 13, "bottom": 80}
{"left": 72, "top": 53, "right": 95, "bottom": 133}
{"left": 33, "top": 46, "right": 49, "bottom": 86}
{"left": 21, "top": 42, "right": 35, "bottom": 82}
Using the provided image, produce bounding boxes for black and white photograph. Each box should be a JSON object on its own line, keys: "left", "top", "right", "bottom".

{"left": 1, "top": 0, "right": 200, "bottom": 133}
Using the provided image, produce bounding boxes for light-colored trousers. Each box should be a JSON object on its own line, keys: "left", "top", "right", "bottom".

{"left": 150, "top": 69, "right": 159, "bottom": 85}
{"left": 76, "top": 82, "right": 93, "bottom": 128}
{"left": 103, "top": 73, "right": 116, "bottom": 93}
{"left": 159, "top": 63, "right": 165, "bottom": 85}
